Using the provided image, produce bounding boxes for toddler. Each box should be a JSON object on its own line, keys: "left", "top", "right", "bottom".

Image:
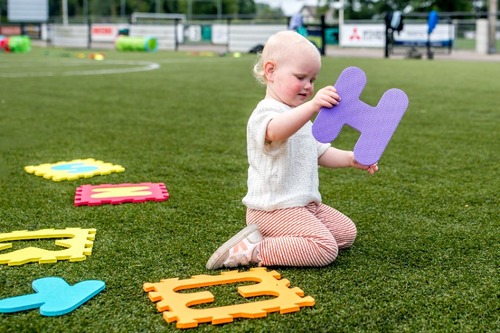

{"left": 206, "top": 31, "right": 378, "bottom": 269}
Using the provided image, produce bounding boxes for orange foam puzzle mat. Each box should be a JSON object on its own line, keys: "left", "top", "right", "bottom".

{"left": 143, "top": 267, "right": 315, "bottom": 329}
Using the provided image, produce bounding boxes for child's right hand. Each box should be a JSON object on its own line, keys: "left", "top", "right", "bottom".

{"left": 311, "top": 86, "right": 341, "bottom": 111}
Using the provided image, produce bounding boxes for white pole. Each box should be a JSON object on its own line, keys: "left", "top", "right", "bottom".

{"left": 62, "top": 0, "right": 68, "bottom": 25}
{"left": 489, "top": 0, "right": 497, "bottom": 54}
{"left": 339, "top": 0, "right": 344, "bottom": 47}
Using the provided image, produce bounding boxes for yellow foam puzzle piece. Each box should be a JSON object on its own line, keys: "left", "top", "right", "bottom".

{"left": 24, "top": 158, "right": 125, "bottom": 181}
{"left": 143, "top": 267, "right": 315, "bottom": 329}
{"left": 0, "top": 228, "right": 96, "bottom": 266}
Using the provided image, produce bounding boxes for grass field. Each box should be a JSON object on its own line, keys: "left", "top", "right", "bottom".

{"left": 0, "top": 47, "right": 498, "bottom": 332}
{"left": 453, "top": 38, "right": 500, "bottom": 50}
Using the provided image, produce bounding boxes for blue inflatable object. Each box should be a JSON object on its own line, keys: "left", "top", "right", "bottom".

{"left": 428, "top": 11, "right": 439, "bottom": 34}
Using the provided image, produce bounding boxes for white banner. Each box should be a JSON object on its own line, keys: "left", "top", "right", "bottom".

{"left": 341, "top": 23, "right": 454, "bottom": 48}
{"left": 212, "top": 24, "right": 228, "bottom": 45}
{"left": 341, "top": 24, "right": 385, "bottom": 47}
{"left": 394, "top": 24, "right": 455, "bottom": 46}
{"left": 91, "top": 25, "right": 119, "bottom": 42}
{"left": 8, "top": 0, "right": 48, "bottom": 22}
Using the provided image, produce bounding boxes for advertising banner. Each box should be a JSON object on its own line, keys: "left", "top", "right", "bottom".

{"left": 341, "top": 23, "right": 454, "bottom": 48}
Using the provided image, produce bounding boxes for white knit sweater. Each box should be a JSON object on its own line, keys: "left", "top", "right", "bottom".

{"left": 242, "top": 99, "right": 331, "bottom": 211}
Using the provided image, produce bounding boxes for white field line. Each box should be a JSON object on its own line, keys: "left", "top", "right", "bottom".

{"left": 0, "top": 56, "right": 235, "bottom": 78}
{"left": 0, "top": 60, "right": 160, "bottom": 78}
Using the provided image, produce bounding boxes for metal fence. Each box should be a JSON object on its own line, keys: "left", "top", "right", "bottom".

{"left": 0, "top": 15, "right": 498, "bottom": 54}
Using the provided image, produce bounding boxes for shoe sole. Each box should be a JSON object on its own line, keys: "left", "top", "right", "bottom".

{"left": 206, "top": 224, "right": 260, "bottom": 270}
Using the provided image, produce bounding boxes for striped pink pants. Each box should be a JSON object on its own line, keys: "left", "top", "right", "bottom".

{"left": 247, "top": 202, "right": 357, "bottom": 267}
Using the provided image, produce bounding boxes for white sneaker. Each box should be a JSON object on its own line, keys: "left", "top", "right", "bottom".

{"left": 206, "top": 224, "right": 262, "bottom": 270}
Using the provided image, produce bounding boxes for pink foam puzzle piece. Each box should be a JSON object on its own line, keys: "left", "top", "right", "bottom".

{"left": 312, "top": 66, "right": 409, "bottom": 166}
{"left": 74, "top": 182, "right": 169, "bottom": 206}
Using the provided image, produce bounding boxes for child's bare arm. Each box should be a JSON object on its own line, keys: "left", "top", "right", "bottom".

{"left": 318, "top": 148, "right": 379, "bottom": 174}
{"left": 266, "top": 86, "right": 340, "bottom": 142}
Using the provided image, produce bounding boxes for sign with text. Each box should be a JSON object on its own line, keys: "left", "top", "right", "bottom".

{"left": 341, "top": 23, "right": 454, "bottom": 48}
{"left": 341, "top": 24, "right": 385, "bottom": 47}
{"left": 91, "top": 25, "right": 119, "bottom": 42}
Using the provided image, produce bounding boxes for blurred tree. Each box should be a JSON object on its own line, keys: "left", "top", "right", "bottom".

{"left": 334, "top": 0, "right": 477, "bottom": 19}
{"left": 237, "top": 0, "right": 257, "bottom": 16}
{"left": 411, "top": 0, "right": 473, "bottom": 12}
{"left": 0, "top": 0, "right": 6, "bottom": 22}
{"left": 42, "top": 0, "right": 489, "bottom": 19}
{"left": 182, "top": 0, "right": 256, "bottom": 17}
{"left": 48, "top": 0, "right": 257, "bottom": 18}
{"left": 255, "top": 2, "right": 283, "bottom": 19}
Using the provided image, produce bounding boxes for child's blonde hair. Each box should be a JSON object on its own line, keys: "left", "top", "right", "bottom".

{"left": 252, "top": 31, "right": 320, "bottom": 85}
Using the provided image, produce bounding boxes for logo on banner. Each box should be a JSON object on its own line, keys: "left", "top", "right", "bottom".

{"left": 349, "top": 27, "right": 361, "bottom": 41}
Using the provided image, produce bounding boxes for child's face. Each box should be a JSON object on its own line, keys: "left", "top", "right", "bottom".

{"left": 266, "top": 46, "right": 321, "bottom": 108}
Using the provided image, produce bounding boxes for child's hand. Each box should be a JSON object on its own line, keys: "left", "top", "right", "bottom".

{"left": 311, "top": 86, "right": 340, "bottom": 111}
{"left": 351, "top": 158, "right": 379, "bottom": 175}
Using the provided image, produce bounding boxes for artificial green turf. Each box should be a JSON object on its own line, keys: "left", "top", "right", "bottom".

{"left": 0, "top": 47, "right": 498, "bottom": 332}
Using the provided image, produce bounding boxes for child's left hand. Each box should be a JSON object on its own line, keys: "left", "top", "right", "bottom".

{"left": 352, "top": 159, "right": 379, "bottom": 175}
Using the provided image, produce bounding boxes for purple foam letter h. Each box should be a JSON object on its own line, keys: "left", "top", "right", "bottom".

{"left": 312, "top": 67, "right": 409, "bottom": 166}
